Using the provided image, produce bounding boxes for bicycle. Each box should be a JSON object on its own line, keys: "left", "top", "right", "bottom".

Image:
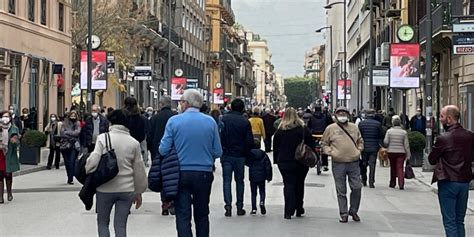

{"left": 312, "top": 134, "right": 323, "bottom": 175}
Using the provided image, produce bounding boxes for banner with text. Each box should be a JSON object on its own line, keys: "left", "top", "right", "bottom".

{"left": 389, "top": 44, "right": 420, "bottom": 88}
{"left": 80, "top": 50, "right": 107, "bottom": 90}
{"left": 171, "top": 77, "right": 187, "bottom": 100}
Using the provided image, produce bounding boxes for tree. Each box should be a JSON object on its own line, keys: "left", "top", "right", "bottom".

{"left": 284, "top": 76, "right": 318, "bottom": 108}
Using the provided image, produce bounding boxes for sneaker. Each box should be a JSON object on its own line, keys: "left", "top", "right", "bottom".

{"left": 296, "top": 208, "right": 304, "bottom": 217}
{"left": 260, "top": 204, "right": 266, "bottom": 215}
{"left": 162, "top": 209, "right": 169, "bottom": 216}
{"left": 169, "top": 206, "right": 175, "bottom": 215}
{"left": 237, "top": 208, "right": 246, "bottom": 216}
{"left": 224, "top": 206, "right": 232, "bottom": 217}
{"left": 250, "top": 209, "right": 257, "bottom": 215}
{"left": 323, "top": 166, "right": 329, "bottom": 172}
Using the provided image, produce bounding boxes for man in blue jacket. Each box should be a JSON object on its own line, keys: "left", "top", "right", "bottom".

{"left": 159, "top": 89, "right": 222, "bottom": 237}
{"left": 220, "top": 99, "right": 254, "bottom": 217}
{"left": 358, "top": 109, "right": 384, "bottom": 188}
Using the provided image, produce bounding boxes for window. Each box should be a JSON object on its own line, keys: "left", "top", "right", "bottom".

{"left": 41, "top": 0, "right": 47, "bottom": 25}
{"left": 8, "top": 0, "right": 15, "bottom": 14}
{"left": 59, "top": 3, "right": 64, "bottom": 31}
{"left": 28, "top": 0, "right": 35, "bottom": 22}
{"left": 29, "top": 59, "right": 40, "bottom": 112}
{"left": 470, "top": 0, "right": 474, "bottom": 15}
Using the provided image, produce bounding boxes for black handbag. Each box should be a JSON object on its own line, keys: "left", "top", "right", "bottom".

{"left": 295, "top": 127, "right": 317, "bottom": 168}
{"left": 93, "top": 133, "right": 119, "bottom": 186}
{"left": 404, "top": 160, "right": 415, "bottom": 179}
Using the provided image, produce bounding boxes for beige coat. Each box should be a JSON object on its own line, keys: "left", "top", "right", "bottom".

{"left": 321, "top": 122, "right": 364, "bottom": 163}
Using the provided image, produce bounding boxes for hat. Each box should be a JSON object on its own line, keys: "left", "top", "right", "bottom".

{"left": 335, "top": 107, "right": 349, "bottom": 113}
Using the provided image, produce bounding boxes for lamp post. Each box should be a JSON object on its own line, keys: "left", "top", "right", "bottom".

{"left": 368, "top": 0, "right": 374, "bottom": 109}
{"left": 167, "top": 0, "right": 172, "bottom": 97}
{"left": 86, "top": 0, "right": 93, "bottom": 112}
{"left": 325, "top": 1, "right": 347, "bottom": 107}
{"left": 316, "top": 26, "right": 334, "bottom": 111}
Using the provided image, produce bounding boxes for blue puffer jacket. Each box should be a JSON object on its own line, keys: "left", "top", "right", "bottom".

{"left": 246, "top": 149, "right": 273, "bottom": 183}
{"left": 358, "top": 117, "right": 384, "bottom": 153}
{"left": 148, "top": 149, "right": 180, "bottom": 202}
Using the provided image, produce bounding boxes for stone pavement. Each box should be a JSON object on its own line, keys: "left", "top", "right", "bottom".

{"left": 2, "top": 152, "right": 473, "bottom": 236}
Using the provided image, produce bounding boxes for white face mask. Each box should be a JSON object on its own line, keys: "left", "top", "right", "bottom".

{"left": 337, "top": 116, "right": 348, "bottom": 124}
{"left": 2, "top": 117, "right": 11, "bottom": 124}
{"left": 51, "top": 117, "right": 57, "bottom": 122}
{"left": 91, "top": 112, "right": 98, "bottom": 117}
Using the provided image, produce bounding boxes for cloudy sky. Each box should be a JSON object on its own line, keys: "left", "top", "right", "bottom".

{"left": 233, "top": 0, "right": 327, "bottom": 78}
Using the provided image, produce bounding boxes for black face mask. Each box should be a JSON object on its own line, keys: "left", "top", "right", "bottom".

{"left": 443, "top": 123, "right": 451, "bottom": 131}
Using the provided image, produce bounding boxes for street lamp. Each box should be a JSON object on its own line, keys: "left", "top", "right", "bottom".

{"left": 315, "top": 26, "right": 334, "bottom": 111}
{"left": 324, "top": 1, "right": 347, "bottom": 107}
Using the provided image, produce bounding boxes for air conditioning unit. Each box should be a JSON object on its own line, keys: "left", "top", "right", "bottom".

{"left": 375, "top": 47, "right": 381, "bottom": 66}
{"left": 380, "top": 42, "right": 390, "bottom": 65}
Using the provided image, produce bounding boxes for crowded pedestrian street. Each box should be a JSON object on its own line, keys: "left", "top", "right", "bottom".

{"left": 1, "top": 150, "right": 473, "bottom": 236}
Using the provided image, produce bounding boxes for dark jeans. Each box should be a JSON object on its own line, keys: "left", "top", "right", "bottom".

{"left": 264, "top": 134, "right": 273, "bottom": 152}
{"left": 96, "top": 191, "right": 134, "bottom": 237}
{"left": 438, "top": 180, "right": 470, "bottom": 237}
{"left": 250, "top": 181, "right": 266, "bottom": 210}
{"left": 175, "top": 171, "right": 214, "bottom": 237}
{"left": 332, "top": 161, "right": 362, "bottom": 217}
{"left": 388, "top": 153, "right": 405, "bottom": 188}
{"left": 47, "top": 146, "right": 61, "bottom": 169}
{"left": 61, "top": 148, "right": 78, "bottom": 183}
{"left": 360, "top": 151, "right": 377, "bottom": 185}
{"left": 221, "top": 156, "right": 246, "bottom": 209}
{"left": 278, "top": 161, "right": 309, "bottom": 216}
{"left": 321, "top": 153, "right": 329, "bottom": 167}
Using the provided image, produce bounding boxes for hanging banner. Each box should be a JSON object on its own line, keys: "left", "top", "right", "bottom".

{"left": 80, "top": 50, "right": 107, "bottom": 90}
{"left": 337, "top": 79, "right": 351, "bottom": 100}
{"left": 389, "top": 44, "right": 420, "bottom": 88}
{"left": 213, "top": 88, "right": 224, "bottom": 104}
{"left": 171, "top": 77, "right": 187, "bottom": 100}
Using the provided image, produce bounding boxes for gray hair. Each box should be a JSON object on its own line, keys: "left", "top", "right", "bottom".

{"left": 159, "top": 95, "right": 172, "bottom": 108}
{"left": 392, "top": 115, "right": 401, "bottom": 126}
{"left": 182, "top": 89, "right": 203, "bottom": 108}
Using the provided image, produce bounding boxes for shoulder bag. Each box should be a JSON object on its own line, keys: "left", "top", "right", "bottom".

{"left": 93, "top": 133, "right": 119, "bottom": 186}
{"left": 336, "top": 123, "right": 358, "bottom": 149}
{"left": 295, "top": 127, "right": 317, "bottom": 168}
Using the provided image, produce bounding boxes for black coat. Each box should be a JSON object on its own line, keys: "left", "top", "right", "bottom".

{"left": 358, "top": 117, "right": 384, "bottom": 153}
{"left": 273, "top": 126, "right": 316, "bottom": 164}
{"left": 127, "top": 113, "right": 147, "bottom": 143}
{"left": 220, "top": 111, "right": 254, "bottom": 158}
{"left": 262, "top": 113, "right": 277, "bottom": 136}
{"left": 308, "top": 112, "right": 332, "bottom": 135}
{"left": 246, "top": 149, "right": 272, "bottom": 182}
{"left": 80, "top": 115, "right": 109, "bottom": 147}
{"left": 410, "top": 115, "right": 426, "bottom": 135}
{"left": 147, "top": 107, "right": 175, "bottom": 155}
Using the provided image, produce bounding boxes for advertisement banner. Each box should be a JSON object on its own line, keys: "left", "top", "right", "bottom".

{"left": 337, "top": 79, "right": 351, "bottom": 100}
{"left": 171, "top": 77, "right": 187, "bottom": 100}
{"left": 213, "top": 88, "right": 224, "bottom": 104}
{"left": 389, "top": 44, "right": 420, "bottom": 88}
{"left": 80, "top": 50, "right": 107, "bottom": 90}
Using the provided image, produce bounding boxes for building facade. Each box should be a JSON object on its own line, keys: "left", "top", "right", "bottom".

{"left": 247, "top": 32, "right": 273, "bottom": 107}
{"left": 0, "top": 0, "right": 72, "bottom": 130}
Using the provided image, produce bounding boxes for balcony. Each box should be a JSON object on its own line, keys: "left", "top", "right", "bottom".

{"left": 419, "top": 2, "right": 460, "bottom": 43}
{"left": 161, "top": 24, "right": 183, "bottom": 48}
{"left": 219, "top": 0, "right": 235, "bottom": 25}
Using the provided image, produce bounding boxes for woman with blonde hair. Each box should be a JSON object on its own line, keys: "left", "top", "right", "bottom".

{"left": 273, "top": 107, "right": 316, "bottom": 219}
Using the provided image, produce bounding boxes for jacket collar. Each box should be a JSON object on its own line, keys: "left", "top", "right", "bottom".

{"left": 184, "top": 107, "right": 199, "bottom": 113}
{"left": 109, "top": 125, "right": 130, "bottom": 134}
{"left": 160, "top": 107, "right": 171, "bottom": 112}
{"left": 447, "top": 123, "right": 462, "bottom": 132}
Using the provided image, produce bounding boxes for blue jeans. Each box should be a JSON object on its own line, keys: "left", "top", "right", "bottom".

{"left": 221, "top": 156, "right": 246, "bottom": 209}
{"left": 175, "top": 171, "right": 214, "bottom": 237}
{"left": 61, "top": 148, "right": 78, "bottom": 183}
{"left": 250, "top": 181, "right": 266, "bottom": 210}
{"left": 96, "top": 192, "right": 134, "bottom": 237}
{"left": 438, "top": 180, "right": 470, "bottom": 237}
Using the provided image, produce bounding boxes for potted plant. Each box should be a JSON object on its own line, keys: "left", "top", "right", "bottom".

{"left": 408, "top": 131, "right": 426, "bottom": 167}
{"left": 19, "top": 129, "right": 48, "bottom": 165}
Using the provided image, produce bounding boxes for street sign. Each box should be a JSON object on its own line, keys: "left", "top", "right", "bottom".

{"left": 186, "top": 78, "right": 198, "bottom": 89}
{"left": 371, "top": 69, "right": 389, "bottom": 86}
{"left": 453, "top": 23, "right": 474, "bottom": 33}
{"left": 134, "top": 66, "right": 152, "bottom": 80}
{"left": 453, "top": 36, "right": 474, "bottom": 55}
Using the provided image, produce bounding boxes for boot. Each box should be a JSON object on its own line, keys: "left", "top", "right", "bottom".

{"left": 6, "top": 178, "right": 12, "bottom": 201}
{"left": 0, "top": 180, "right": 4, "bottom": 203}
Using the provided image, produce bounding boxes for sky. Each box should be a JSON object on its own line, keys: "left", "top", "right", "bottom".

{"left": 233, "top": 0, "right": 327, "bottom": 78}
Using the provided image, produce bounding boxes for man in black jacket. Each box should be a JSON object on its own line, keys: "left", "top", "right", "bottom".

{"left": 81, "top": 105, "right": 109, "bottom": 153}
{"left": 262, "top": 108, "right": 276, "bottom": 152}
{"left": 146, "top": 95, "right": 175, "bottom": 215}
{"left": 308, "top": 106, "right": 333, "bottom": 171}
{"left": 358, "top": 109, "right": 384, "bottom": 188}
{"left": 220, "top": 99, "right": 254, "bottom": 217}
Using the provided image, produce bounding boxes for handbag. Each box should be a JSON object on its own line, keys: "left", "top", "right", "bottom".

{"left": 93, "top": 133, "right": 119, "bottom": 186}
{"left": 404, "top": 160, "right": 415, "bottom": 179}
{"left": 295, "top": 127, "right": 317, "bottom": 168}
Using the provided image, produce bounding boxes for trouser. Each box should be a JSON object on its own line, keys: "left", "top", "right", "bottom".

{"left": 175, "top": 171, "right": 214, "bottom": 237}
{"left": 332, "top": 160, "right": 362, "bottom": 217}
{"left": 140, "top": 140, "right": 149, "bottom": 166}
{"left": 250, "top": 181, "right": 266, "bottom": 210}
{"left": 221, "top": 156, "right": 246, "bottom": 209}
{"left": 47, "top": 146, "right": 61, "bottom": 169}
{"left": 96, "top": 191, "right": 134, "bottom": 237}
{"left": 388, "top": 153, "right": 406, "bottom": 188}
{"left": 321, "top": 154, "right": 329, "bottom": 167}
{"left": 0, "top": 171, "right": 13, "bottom": 201}
{"left": 360, "top": 151, "right": 377, "bottom": 185}
{"left": 438, "top": 180, "right": 470, "bottom": 237}
{"left": 278, "top": 162, "right": 309, "bottom": 216}
{"left": 264, "top": 134, "right": 273, "bottom": 152}
{"left": 61, "top": 148, "right": 78, "bottom": 183}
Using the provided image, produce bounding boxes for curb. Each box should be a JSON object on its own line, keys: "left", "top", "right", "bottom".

{"left": 414, "top": 170, "right": 474, "bottom": 213}
{"left": 13, "top": 161, "right": 65, "bottom": 177}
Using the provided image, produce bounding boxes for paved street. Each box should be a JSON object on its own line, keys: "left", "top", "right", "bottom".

{"left": 1, "top": 152, "right": 473, "bottom": 237}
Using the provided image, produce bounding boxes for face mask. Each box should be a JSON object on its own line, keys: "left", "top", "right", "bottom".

{"left": 337, "top": 116, "right": 348, "bottom": 124}
{"left": 147, "top": 111, "right": 153, "bottom": 116}
{"left": 2, "top": 117, "right": 10, "bottom": 124}
{"left": 91, "top": 112, "right": 98, "bottom": 117}
{"left": 70, "top": 117, "right": 77, "bottom": 122}
{"left": 360, "top": 113, "right": 366, "bottom": 119}
{"left": 9, "top": 110, "right": 14, "bottom": 114}
{"left": 51, "top": 117, "right": 57, "bottom": 122}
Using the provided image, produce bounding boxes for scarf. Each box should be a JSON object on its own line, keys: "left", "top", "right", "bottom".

{"left": 0, "top": 123, "right": 10, "bottom": 149}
